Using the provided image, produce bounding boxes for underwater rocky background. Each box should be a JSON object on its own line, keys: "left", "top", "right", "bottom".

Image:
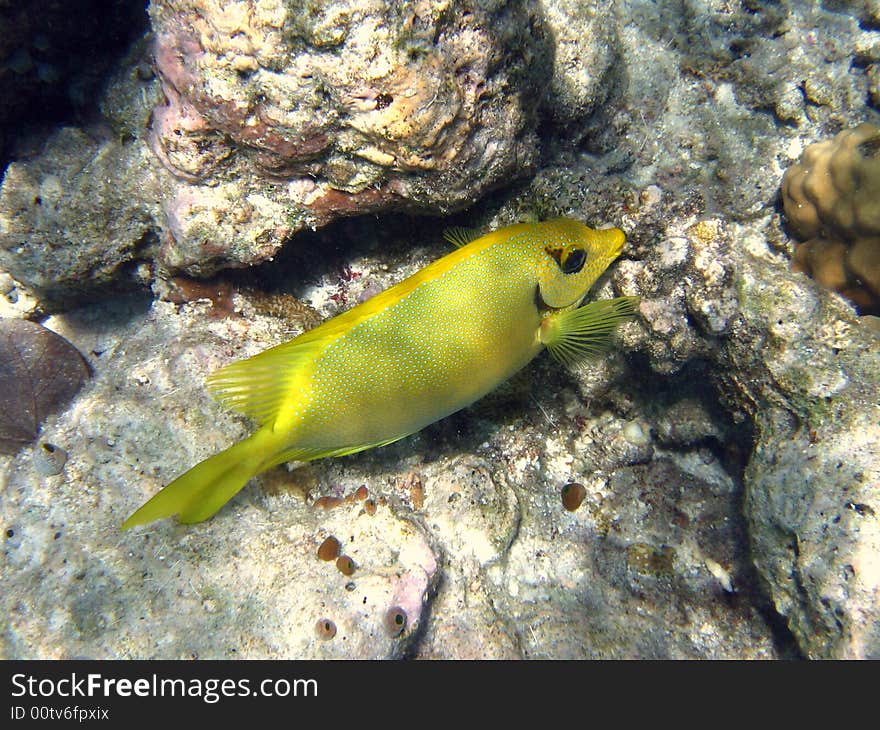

{"left": 1, "top": 0, "right": 879, "bottom": 659}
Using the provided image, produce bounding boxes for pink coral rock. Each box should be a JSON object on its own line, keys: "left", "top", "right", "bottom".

{"left": 148, "top": 0, "right": 549, "bottom": 274}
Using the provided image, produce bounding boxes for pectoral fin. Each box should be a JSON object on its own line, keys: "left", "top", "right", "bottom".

{"left": 540, "top": 296, "right": 640, "bottom": 367}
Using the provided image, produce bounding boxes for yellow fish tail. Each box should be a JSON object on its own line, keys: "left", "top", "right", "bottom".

{"left": 121, "top": 430, "right": 274, "bottom": 529}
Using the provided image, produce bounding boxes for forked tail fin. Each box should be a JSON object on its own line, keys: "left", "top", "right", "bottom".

{"left": 121, "top": 431, "right": 272, "bottom": 529}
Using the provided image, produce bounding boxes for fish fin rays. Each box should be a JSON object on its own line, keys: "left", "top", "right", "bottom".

{"left": 206, "top": 338, "right": 323, "bottom": 424}
{"left": 121, "top": 430, "right": 407, "bottom": 529}
{"left": 443, "top": 226, "right": 483, "bottom": 249}
{"left": 122, "top": 431, "right": 273, "bottom": 528}
{"left": 541, "top": 296, "right": 640, "bottom": 368}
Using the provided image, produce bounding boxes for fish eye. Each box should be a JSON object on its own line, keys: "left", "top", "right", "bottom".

{"left": 561, "top": 247, "right": 586, "bottom": 274}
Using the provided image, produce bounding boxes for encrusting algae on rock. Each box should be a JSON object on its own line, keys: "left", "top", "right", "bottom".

{"left": 123, "top": 219, "right": 638, "bottom": 528}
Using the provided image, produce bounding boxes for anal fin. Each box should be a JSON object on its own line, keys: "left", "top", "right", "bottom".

{"left": 264, "top": 435, "right": 410, "bottom": 469}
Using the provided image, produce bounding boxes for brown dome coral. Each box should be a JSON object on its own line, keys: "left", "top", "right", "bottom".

{"left": 782, "top": 122, "right": 880, "bottom": 314}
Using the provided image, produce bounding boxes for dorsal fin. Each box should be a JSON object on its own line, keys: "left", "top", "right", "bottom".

{"left": 443, "top": 226, "right": 482, "bottom": 249}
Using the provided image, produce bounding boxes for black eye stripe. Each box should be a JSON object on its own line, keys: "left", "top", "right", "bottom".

{"left": 545, "top": 246, "right": 564, "bottom": 265}
{"left": 562, "top": 248, "right": 586, "bottom": 274}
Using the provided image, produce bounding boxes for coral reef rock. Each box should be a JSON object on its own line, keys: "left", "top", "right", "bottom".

{"left": 0, "top": 1, "right": 558, "bottom": 306}
{"left": 0, "top": 290, "right": 779, "bottom": 659}
{"left": 538, "top": 1, "right": 618, "bottom": 131}
{"left": 614, "top": 212, "right": 880, "bottom": 659}
{"left": 0, "top": 297, "right": 438, "bottom": 659}
{"left": 148, "top": 0, "right": 551, "bottom": 274}
{"left": 733, "top": 242, "right": 880, "bottom": 659}
{"left": 0, "top": 127, "right": 162, "bottom": 309}
{"left": 507, "top": 139, "right": 880, "bottom": 658}
{"left": 782, "top": 123, "right": 880, "bottom": 314}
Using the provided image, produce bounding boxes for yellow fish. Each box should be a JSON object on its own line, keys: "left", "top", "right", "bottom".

{"left": 123, "top": 219, "right": 638, "bottom": 528}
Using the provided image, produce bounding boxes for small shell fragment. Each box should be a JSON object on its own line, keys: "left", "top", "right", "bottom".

{"left": 33, "top": 441, "right": 67, "bottom": 476}
{"left": 317, "top": 536, "right": 341, "bottom": 561}
{"left": 313, "top": 496, "right": 342, "bottom": 509}
{"left": 315, "top": 618, "right": 337, "bottom": 640}
{"left": 561, "top": 482, "right": 587, "bottom": 511}
{"left": 704, "top": 557, "right": 735, "bottom": 593}
{"left": 336, "top": 555, "right": 356, "bottom": 576}
{"left": 622, "top": 419, "right": 651, "bottom": 446}
{"left": 384, "top": 606, "right": 407, "bottom": 637}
